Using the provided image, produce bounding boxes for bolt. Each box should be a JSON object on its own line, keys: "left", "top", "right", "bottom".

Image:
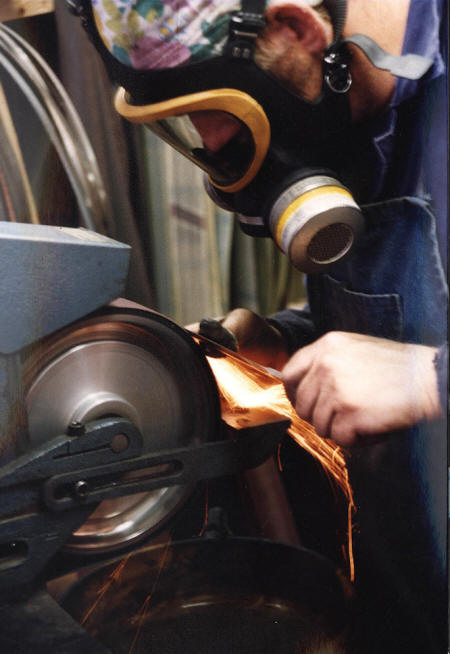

{"left": 74, "top": 480, "right": 89, "bottom": 498}
{"left": 110, "top": 433, "right": 129, "bottom": 454}
{"left": 68, "top": 420, "right": 85, "bottom": 436}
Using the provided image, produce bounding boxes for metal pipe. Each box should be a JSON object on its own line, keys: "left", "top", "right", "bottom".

{"left": 241, "top": 455, "right": 301, "bottom": 546}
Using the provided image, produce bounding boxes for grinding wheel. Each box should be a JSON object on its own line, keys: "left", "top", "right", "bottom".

{"left": 24, "top": 306, "right": 221, "bottom": 553}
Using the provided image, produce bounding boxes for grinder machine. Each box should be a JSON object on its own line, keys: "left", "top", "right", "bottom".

{"left": 0, "top": 222, "right": 352, "bottom": 654}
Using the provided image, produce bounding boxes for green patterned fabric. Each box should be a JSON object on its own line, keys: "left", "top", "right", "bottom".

{"left": 92, "top": 0, "right": 241, "bottom": 70}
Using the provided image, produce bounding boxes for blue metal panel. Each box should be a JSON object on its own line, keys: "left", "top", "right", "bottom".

{"left": 0, "top": 223, "right": 130, "bottom": 353}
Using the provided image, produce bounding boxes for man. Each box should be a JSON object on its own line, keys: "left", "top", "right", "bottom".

{"left": 71, "top": 1, "right": 447, "bottom": 651}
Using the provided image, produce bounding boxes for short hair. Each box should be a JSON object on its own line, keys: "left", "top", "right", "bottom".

{"left": 92, "top": 0, "right": 241, "bottom": 70}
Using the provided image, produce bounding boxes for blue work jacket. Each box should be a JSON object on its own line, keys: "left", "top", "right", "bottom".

{"left": 271, "top": 1, "right": 448, "bottom": 652}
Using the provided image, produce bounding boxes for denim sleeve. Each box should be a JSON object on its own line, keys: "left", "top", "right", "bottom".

{"left": 267, "top": 307, "right": 319, "bottom": 355}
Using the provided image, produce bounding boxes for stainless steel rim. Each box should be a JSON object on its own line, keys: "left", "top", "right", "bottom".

{"left": 24, "top": 309, "right": 220, "bottom": 553}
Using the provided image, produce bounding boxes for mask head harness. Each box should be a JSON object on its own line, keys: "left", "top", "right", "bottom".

{"left": 68, "top": 0, "right": 433, "bottom": 273}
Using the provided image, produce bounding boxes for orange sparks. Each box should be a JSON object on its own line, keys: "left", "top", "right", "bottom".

{"left": 128, "top": 593, "right": 151, "bottom": 654}
{"left": 198, "top": 483, "right": 209, "bottom": 537}
{"left": 128, "top": 537, "right": 172, "bottom": 654}
{"left": 128, "top": 594, "right": 152, "bottom": 654}
{"left": 81, "top": 553, "right": 131, "bottom": 625}
{"left": 128, "top": 536, "right": 172, "bottom": 654}
{"left": 205, "top": 349, "right": 355, "bottom": 580}
{"left": 277, "top": 442, "right": 283, "bottom": 472}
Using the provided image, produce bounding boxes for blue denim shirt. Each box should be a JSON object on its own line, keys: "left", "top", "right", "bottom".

{"left": 272, "top": 0, "right": 448, "bottom": 387}
{"left": 270, "top": 2, "right": 448, "bottom": 651}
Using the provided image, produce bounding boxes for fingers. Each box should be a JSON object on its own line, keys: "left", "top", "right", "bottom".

{"left": 187, "top": 308, "right": 288, "bottom": 367}
{"left": 281, "top": 335, "right": 360, "bottom": 446}
{"left": 327, "top": 413, "right": 358, "bottom": 449}
{"left": 284, "top": 354, "right": 345, "bottom": 443}
{"left": 220, "top": 308, "right": 261, "bottom": 345}
{"left": 311, "top": 387, "right": 336, "bottom": 440}
{"left": 223, "top": 308, "right": 289, "bottom": 369}
{"left": 282, "top": 341, "right": 317, "bottom": 406}
{"left": 289, "top": 371, "right": 358, "bottom": 447}
{"left": 280, "top": 331, "right": 440, "bottom": 448}
{"left": 290, "top": 367, "right": 321, "bottom": 424}
{"left": 198, "top": 318, "right": 238, "bottom": 351}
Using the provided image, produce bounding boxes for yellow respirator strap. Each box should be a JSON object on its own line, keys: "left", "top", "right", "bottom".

{"left": 114, "top": 87, "right": 270, "bottom": 193}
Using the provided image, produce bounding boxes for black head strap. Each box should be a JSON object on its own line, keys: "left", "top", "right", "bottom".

{"left": 228, "top": 0, "right": 348, "bottom": 57}
{"left": 344, "top": 33, "right": 433, "bottom": 80}
{"left": 321, "top": 0, "right": 432, "bottom": 89}
{"left": 226, "top": 0, "right": 266, "bottom": 59}
{"left": 67, "top": 0, "right": 433, "bottom": 98}
{"left": 321, "top": 0, "right": 352, "bottom": 93}
{"left": 323, "top": 0, "right": 348, "bottom": 48}
{"left": 322, "top": 0, "right": 432, "bottom": 81}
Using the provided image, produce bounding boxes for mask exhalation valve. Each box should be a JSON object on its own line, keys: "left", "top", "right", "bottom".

{"left": 268, "top": 175, "right": 364, "bottom": 273}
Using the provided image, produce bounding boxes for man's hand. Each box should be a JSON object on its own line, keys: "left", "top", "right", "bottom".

{"left": 281, "top": 331, "right": 442, "bottom": 448}
{"left": 188, "top": 308, "right": 289, "bottom": 371}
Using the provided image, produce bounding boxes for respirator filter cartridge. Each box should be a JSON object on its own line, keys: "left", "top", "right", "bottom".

{"left": 269, "top": 175, "right": 364, "bottom": 273}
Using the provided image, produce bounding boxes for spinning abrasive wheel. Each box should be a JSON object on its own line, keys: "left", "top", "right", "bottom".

{"left": 24, "top": 305, "right": 221, "bottom": 553}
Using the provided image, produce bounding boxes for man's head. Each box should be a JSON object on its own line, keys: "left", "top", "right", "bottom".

{"left": 88, "top": 0, "right": 413, "bottom": 120}
{"left": 92, "top": 0, "right": 334, "bottom": 101}
{"left": 92, "top": 0, "right": 342, "bottom": 175}
{"left": 77, "top": 0, "right": 428, "bottom": 273}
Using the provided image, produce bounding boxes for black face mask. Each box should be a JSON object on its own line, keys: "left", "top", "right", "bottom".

{"left": 69, "top": 0, "right": 432, "bottom": 273}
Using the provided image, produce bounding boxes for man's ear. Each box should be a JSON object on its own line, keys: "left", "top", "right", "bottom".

{"left": 264, "top": 2, "right": 332, "bottom": 54}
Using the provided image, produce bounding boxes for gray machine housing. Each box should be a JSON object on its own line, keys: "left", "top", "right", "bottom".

{"left": 0, "top": 222, "right": 131, "bottom": 461}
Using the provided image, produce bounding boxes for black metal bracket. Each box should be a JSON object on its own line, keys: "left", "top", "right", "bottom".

{"left": 0, "top": 418, "right": 143, "bottom": 592}
{"left": 0, "top": 418, "right": 143, "bottom": 511}
{"left": 43, "top": 418, "right": 289, "bottom": 510}
{"left": 323, "top": 45, "right": 353, "bottom": 94}
{"left": 225, "top": 1, "right": 266, "bottom": 60}
{"left": 0, "top": 416, "right": 289, "bottom": 593}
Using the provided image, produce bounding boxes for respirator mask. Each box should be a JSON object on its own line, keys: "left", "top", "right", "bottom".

{"left": 71, "top": 0, "right": 432, "bottom": 273}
